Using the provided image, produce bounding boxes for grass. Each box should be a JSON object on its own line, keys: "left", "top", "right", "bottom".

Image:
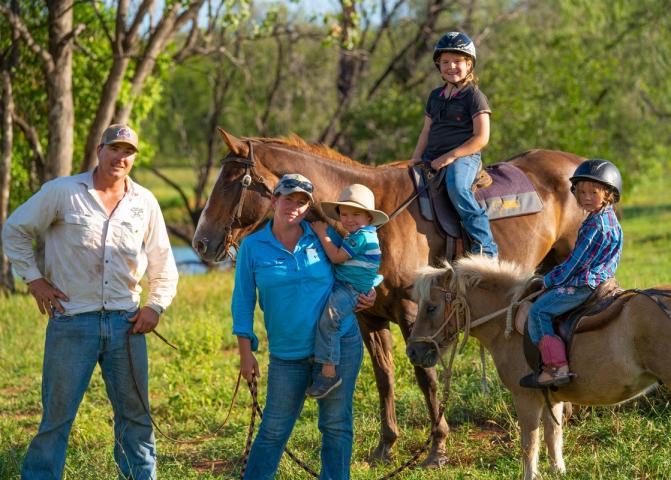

{"left": 1, "top": 175, "right": 670, "bottom": 479}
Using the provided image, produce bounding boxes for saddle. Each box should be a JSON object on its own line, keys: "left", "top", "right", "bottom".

{"left": 518, "top": 278, "right": 627, "bottom": 377}
{"left": 410, "top": 162, "right": 544, "bottom": 261}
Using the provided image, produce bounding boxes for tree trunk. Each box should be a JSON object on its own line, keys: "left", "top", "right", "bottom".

{"left": 0, "top": 69, "right": 16, "bottom": 293}
{"left": 44, "top": 0, "right": 75, "bottom": 180}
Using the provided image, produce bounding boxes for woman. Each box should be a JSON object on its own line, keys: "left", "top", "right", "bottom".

{"left": 232, "top": 173, "right": 374, "bottom": 479}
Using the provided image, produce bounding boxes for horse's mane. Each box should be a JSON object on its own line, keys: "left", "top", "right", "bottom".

{"left": 413, "top": 256, "right": 534, "bottom": 303}
{"left": 251, "top": 134, "right": 407, "bottom": 169}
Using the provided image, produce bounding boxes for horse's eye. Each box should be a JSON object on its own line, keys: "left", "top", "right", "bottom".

{"left": 427, "top": 305, "right": 437, "bottom": 314}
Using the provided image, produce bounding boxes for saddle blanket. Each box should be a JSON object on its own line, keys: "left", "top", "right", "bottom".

{"left": 474, "top": 163, "right": 543, "bottom": 220}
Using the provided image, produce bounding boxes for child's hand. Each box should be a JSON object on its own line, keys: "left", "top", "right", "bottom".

{"left": 431, "top": 156, "right": 455, "bottom": 171}
{"left": 311, "top": 221, "right": 328, "bottom": 236}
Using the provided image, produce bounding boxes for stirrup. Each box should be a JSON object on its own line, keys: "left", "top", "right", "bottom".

{"left": 536, "top": 368, "right": 575, "bottom": 387}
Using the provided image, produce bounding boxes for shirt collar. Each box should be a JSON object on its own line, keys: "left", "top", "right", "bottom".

{"left": 440, "top": 82, "right": 474, "bottom": 99}
{"left": 79, "top": 168, "right": 137, "bottom": 196}
{"left": 259, "top": 219, "right": 317, "bottom": 244}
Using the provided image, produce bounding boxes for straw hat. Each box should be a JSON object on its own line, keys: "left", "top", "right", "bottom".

{"left": 321, "top": 184, "right": 389, "bottom": 227}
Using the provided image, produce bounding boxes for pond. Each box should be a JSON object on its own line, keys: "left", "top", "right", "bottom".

{"left": 172, "top": 245, "right": 232, "bottom": 275}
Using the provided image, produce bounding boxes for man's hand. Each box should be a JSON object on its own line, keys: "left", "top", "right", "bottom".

{"left": 409, "top": 157, "right": 423, "bottom": 166}
{"left": 355, "top": 288, "right": 377, "bottom": 312}
{"left": 128, "top": 306, "right": 160, "bottom": 334}
{"left": 240, "top": 350, "right": 260, "bottom": 383}
{"left": 311, "top": 220, "right": 328, "bottom": 236}
{"left": 28, "top": 278, "right": 69, "bottom": 315}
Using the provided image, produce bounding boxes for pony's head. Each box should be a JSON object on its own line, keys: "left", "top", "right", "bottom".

{"left": 407, "top": 255, "right": 530, "bottom": 368}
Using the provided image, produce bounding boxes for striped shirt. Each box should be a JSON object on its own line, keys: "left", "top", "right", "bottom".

{"left": 544, "top": 206, "right": 622, "bottom": 289}
{"left": 335, "top": 225, "right": 382, "bottom": 293}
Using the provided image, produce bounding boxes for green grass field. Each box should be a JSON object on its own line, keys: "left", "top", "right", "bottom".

{"left": 1, "top": 176, "right": 670, "bottom": 479}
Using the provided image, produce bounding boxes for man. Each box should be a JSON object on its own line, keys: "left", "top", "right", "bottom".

{"left": 2, "top": 124, "right": 179, "bottom": 479}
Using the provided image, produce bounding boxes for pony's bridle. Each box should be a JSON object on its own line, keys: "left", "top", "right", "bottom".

{"left": 214, "top": 141, "right": 273, "bottom": 262}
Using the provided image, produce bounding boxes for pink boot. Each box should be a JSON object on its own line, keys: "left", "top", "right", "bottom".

{"left": 537, "top": 335, "right": 573, "bottom": 386}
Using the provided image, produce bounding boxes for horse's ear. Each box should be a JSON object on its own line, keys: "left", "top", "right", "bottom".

{"left": 218, "top": 127, "right": 246, "bottom": 156}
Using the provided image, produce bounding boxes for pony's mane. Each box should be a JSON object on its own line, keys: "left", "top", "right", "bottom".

{"left": 252, "top": 134, "right": 407, "bottom": 169}
{"left": 413, "top": 256, "right": 534, "bottom": 303}
{"left": 452, "top": 255, "right": 532, "bottom": 296}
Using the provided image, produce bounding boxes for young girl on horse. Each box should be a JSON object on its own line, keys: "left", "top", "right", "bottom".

{"left": 525, "top": 159, "right": 623, "bottom": 387}
{"left": 409, "top": 31, "right": 498, "bottom": 258}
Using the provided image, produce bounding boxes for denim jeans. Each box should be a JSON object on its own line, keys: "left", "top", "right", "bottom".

{"left": 244, "top": 329, "right": 364, "bottom": 480}
{"left": 444, "top": 153, "right": 498, "bottom": 257}
{"left": 21, "top": 310, "right": 155, "bottom": 480}
{"left": 314, "top": 281, "right": 359, "bottom": 365}
{"left": 528, "top": 286, "right": 594, "bottom": 344}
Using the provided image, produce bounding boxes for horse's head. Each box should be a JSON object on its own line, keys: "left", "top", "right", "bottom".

{"left": 193, "top": 128, "right": 276, "bottom": 262}
{"left": 406, "top": 262, "right": 457, "bottom": 368}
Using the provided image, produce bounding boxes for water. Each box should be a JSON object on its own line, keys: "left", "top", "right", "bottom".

{"left": 172, "top": 245, "right": 232, "bottom": 275}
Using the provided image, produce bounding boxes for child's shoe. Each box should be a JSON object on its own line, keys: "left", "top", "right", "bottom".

{"left": 306, "top": 374, "right": 342, "bottom": 399}
{"left": 536, "top": 365, "right": 574, "bottom": 387}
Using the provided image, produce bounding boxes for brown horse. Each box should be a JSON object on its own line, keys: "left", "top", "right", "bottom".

{"left": 407, "top": 256, "right": 671, "bottom": 479}
{"left": 192, "top": 128, "right": 585, "bottom": 466}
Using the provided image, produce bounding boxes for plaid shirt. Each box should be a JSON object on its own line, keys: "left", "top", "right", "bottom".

{"left": 544, "top": 206, "right": 622, "bottom": 289}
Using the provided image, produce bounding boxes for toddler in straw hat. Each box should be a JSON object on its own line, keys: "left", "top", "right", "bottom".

{"left": 307, "top": 184, "right": 389, "bottom": 399}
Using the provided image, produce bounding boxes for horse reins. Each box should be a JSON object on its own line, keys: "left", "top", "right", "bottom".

{"left": 214, "top": 140, "right": 273, "bottom": 262}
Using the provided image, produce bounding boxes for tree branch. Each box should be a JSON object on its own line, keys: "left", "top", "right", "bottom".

{"left": 0, "top": 4, "right": 54, "bottom": 71}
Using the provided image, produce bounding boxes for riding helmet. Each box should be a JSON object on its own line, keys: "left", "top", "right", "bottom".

{"left": 433, "top": 32, "right": 477, "bottom": 65}
{"left": 569, "top": 159, "right": 622, "bottom": 203}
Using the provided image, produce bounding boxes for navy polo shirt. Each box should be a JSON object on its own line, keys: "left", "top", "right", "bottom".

{"left": 424, "top": 83, "right": 491, "bottom": 161}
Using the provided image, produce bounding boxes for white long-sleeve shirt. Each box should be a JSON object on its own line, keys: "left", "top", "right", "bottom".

{"left": 2, "top": 171, "right": 178, "bottom": 315}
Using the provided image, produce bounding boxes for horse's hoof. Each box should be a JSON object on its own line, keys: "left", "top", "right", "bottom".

{"left": 420, "top": 452, "right": 449, "bottom": 468}
{"left": 368, "top": 442, "right": 393, "bottom": 465}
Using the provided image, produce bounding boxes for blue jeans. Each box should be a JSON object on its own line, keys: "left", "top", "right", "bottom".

{"left": 314, "top": 281, "right": 359, "bottom": 365}
{"left": 244, "top": 329, "right": 364, "bottom": 480}
{"left": 444, "top": 153, "right": 498, "bottom": 257}
{"left": 22, "top": 310, "right": 155, "bottom": 480}
{"left": 528, "top": 286, "right": 594, "bottom": 344}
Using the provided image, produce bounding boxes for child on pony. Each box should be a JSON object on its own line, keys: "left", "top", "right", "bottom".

{"left": 524, "top": 159, "right": 623, "bottom": 387}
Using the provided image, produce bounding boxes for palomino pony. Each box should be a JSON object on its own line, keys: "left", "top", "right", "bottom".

{"left": 192, "top": 128, "right": 585, "bottom": 466}
{"left": 407, "top": 256, "right": 671, "bottom": 478}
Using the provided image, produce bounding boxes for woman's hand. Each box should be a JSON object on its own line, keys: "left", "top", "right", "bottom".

{"left": 240, "top": 350, "right": 260, "bottom": 383}
{"left": 237, "top": 336, "right": 260, "bottom": 383}
{"left": 355, "top": 288, "right": 377, "bottom": 312}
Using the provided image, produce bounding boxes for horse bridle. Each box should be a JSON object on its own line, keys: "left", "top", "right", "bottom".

{"left": 214, "top": 140, "right": 273, "bottom": 262}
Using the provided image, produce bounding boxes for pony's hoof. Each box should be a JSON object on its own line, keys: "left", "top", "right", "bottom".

{"left": 368, "top": 442, "right": 393, "bottom": 465}
{"left": 421, "top": 451, "right": 449, "bottom": 468}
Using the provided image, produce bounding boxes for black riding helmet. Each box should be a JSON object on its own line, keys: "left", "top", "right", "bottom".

{"left": 433, "top": 32, "right": 477, "bottom": 67}
{"left": 569, "top": 159, "right": 622, "bottom": 203}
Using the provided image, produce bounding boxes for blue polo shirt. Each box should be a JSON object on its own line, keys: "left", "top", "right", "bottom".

{"left": 336, "top": 226, "right": 382, "bottom": 292}
{"left": 232, "top": 220, "right": 357, "bottom": 360}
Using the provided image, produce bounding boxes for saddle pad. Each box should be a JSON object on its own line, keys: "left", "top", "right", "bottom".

{"left": 475, "top": 163, "right": 544, "bottom": 220}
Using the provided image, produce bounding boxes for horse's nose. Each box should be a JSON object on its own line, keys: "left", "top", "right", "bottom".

{"left": 193, "top": 238, "right": 208, "bottom": 256}
{"left": 406, "top": 344, "right": 420, "bottom": 365}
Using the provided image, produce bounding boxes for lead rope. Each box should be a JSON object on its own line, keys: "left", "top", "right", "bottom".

{"left": 242, "top": 375, "right": 445, "bottom": 480}
{"left": 126, "top": 330, "right": 244, "bottom": 444}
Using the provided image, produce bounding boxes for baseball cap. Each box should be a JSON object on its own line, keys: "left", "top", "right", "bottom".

{"left": 101, "top": 124, "right": 139, "bottom": 152}
{"left": 273, "top": 173, "right": 314, "bottom": 202}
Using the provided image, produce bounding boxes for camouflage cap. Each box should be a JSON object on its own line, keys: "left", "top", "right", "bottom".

{"left": 273, "top": 173, "right": 314, "bottom": 202}
{"left": 101, "top": 124, "right": 139, "bottom": 152}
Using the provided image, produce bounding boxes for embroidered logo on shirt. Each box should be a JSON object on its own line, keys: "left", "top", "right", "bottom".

{"left": 130, "top": 207, "right": 144, "bottom": 218}
{"left": 306, "top": 248, "right": 319, "bottom": 263}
